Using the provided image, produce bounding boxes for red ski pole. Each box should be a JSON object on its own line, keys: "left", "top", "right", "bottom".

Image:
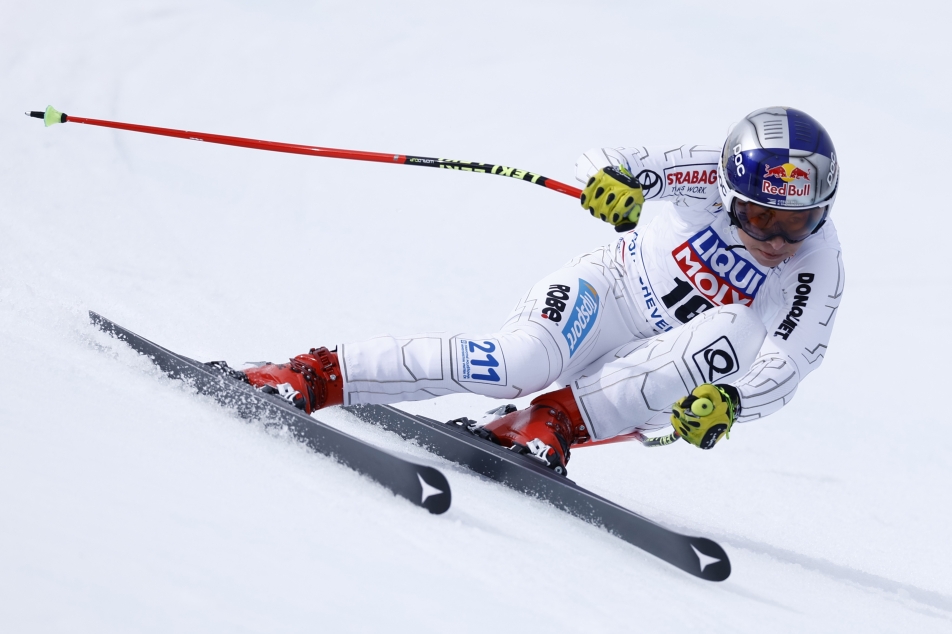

{"left": 27, "top": 106, "right": 582, "bottom": 198}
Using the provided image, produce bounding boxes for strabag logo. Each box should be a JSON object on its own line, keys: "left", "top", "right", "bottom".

{"left": 456, "top": 338, "right": 507, "bottom": 384}
{"left": 563, "top": 279, "right": 600, "bottom": 357}
{"left": 773, "top": 273, "right": 814, "bottom": 340}
{"left": 672, "top": 229, "right": 765, "bottom": 307}
{"left": 691, "top": 336, "right": 740, "bottom": 383}
{"left": 665, "top": 166, "right": 717, "bottom": 199}
{"left": 667, "top": 168, "right": 717, "bottom": 186}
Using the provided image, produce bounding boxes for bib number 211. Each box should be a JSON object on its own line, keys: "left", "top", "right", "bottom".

{"left": 457, "top": 338, "right": 507, "bottom": 384}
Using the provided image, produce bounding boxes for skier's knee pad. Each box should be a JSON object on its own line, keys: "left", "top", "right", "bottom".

{"left": 486, "top": 326, "right": 563, "bottom": 394}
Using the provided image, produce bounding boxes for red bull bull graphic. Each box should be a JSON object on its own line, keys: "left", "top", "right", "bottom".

{"left": 671, "top": 229, "right": 765, "bottom": 307}
{"left": 763, "top": 163, "right": 810, "bottom": 182}
{"left": 762, "top": 162, "right": 811, "bottom": 197}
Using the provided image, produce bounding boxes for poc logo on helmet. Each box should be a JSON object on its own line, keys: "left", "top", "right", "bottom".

{"left": 541, "top": 284, "right": 571, "bottom": 323}
{"left": 827, "top": 152, "right": 838, "bottom": 186}
{"left": 732, "top": 144, "right": 745, "bottom": 177}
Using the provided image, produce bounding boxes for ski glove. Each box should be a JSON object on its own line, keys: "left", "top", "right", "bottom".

{"left": 671, "top": 384, "right": 741, "bottom": 450}
{"left": 580, "top": 165, "right": 644, "bottom": 232}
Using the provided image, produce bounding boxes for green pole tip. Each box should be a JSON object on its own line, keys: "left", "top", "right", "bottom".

{"left": 43, "top": 105, "right": 66, "bottom": 127}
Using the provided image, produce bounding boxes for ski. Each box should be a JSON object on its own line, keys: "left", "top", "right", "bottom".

{"left": 88, "top": 311, "right": 451, "bottom": 515}
{"left": 343, "top": 404, "right": 731, "bottom": 581}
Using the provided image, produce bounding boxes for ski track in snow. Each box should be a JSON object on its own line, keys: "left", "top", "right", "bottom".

{"left": 2, "top": 0, "right": 951, "bottom": 632}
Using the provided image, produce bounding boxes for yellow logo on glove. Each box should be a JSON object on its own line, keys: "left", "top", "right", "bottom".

{"left": 670, "top": 384, "right": 739, "bottom": 450}
{"left": 580, "top": 165, "right": 645, "bottom": 229}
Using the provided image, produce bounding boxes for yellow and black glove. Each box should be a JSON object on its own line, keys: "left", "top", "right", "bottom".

{"left": 671, "top": 384, "right": 740, "bottom": 450}
{"left": 580, "top": 165, "right": 645, "bottom": 232}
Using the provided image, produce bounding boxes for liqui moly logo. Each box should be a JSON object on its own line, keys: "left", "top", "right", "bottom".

{"left": 563, "top": 279, "right": 599, "bottom": 357}
{"left": 672, "top": 230, "right": 765, "bottom": 306}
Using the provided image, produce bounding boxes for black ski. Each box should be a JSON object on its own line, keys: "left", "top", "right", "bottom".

{"left": 89, "top": 311, "right": 451, "bottom": 515}
{"left": 343, "top": 404, "right": 731, "bottom": 581}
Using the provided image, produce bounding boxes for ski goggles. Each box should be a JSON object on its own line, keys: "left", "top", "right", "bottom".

{"left": 732, "top": 199, "right": 828, "bottom": 244}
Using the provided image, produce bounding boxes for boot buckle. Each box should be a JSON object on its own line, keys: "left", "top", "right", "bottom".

{"left": 524, "top": 438, "right": 553, "bottom": 462}
{"left": 512, "top": 440, "right": 568, "bottom": 476}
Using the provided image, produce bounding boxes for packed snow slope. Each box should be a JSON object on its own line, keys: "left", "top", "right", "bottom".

{"left": 2, "top": 0, "right": 951, "bottom": 631}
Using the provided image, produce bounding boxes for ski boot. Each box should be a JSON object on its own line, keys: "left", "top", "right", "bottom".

{"left": 234, "top": 347, "right": 343, "bottom": 413}
{"left": 451, "top": 387, "right": 590, "bottom": 476}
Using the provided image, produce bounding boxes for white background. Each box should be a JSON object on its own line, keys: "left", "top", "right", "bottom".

{"left": 1, "top": 1, "right": 950, "bottom": 631}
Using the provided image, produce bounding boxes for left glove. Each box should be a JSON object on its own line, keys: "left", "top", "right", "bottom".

{"left": 580, "top": 165, "right": 645, "bottom": 231}
{"left": 670, "top": 384, "right": 740, "bottom": 450}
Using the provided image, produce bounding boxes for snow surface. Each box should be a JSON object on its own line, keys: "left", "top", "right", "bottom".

{"left": 2, "top": 0, "right": 951, "bottom": 631}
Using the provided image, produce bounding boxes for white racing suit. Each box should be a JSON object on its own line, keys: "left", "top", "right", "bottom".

{"left": 338, "top": 145, "right": 845, "bottom": 440}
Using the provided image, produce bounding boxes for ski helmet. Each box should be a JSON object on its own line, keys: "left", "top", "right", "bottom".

{"left": 717, "top": 107, "right": 839, "bottom": 243}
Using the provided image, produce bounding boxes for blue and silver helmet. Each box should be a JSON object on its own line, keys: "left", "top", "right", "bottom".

{"left": 717, "top": 107, "right": 839, "bottom": 235}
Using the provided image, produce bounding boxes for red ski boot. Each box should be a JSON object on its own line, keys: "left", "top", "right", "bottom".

{"left": 242, "top": 347, "right": 343, "bottom": 414}
{"left": 469, "top": 387, "right": 590, "bottom": 475}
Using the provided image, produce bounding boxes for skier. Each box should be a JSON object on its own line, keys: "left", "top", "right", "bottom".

{"left": 238, "top": 106, "right": 843, "bottom": 471}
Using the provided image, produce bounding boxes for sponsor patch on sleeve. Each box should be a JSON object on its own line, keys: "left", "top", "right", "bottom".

{"left": 663, "top": 164, "right": 718, "bottom": 199}
{"left": 773, "top": 273, "right": 814, "bottom": 340}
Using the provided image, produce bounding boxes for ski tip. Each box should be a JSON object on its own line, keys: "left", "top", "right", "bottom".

{"left": 416, "top": 467, "right": 451, "bottom": 515}
{"left": 88, "top": 311, "right": 122, "bottom": 341}
{"left": 689, "top": 538, "right": 731, "bottom": 581}
{"left": 28, "top": 106, "right": 66, "bottom": 126}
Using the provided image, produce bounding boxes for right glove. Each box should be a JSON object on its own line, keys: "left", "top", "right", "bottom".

{"left": 670, "top": 383, "right": 740, "bottom": 450}
{"left": 580, "top": 165, "right": 645, "bottom": 231}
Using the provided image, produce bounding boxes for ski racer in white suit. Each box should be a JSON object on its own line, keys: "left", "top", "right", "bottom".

{"left": 242, "top": 106, "right": 844, "bottom": 472}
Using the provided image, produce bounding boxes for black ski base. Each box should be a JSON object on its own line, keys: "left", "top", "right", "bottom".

{"left": 344, "top": 404, "right": 731, "bottom": 581}
{"left": 89, "top": 311, "right": 451, "bottom": 514}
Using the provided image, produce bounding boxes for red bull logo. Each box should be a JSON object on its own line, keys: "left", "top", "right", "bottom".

{"left": 764, "top": 163, "right": 810, "bottom": 182}
{"left": 763, "top": 162, "right": 811, "bottom": 197}
{"left": 762, "top": 180, "right": 811, "bottom": 197}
